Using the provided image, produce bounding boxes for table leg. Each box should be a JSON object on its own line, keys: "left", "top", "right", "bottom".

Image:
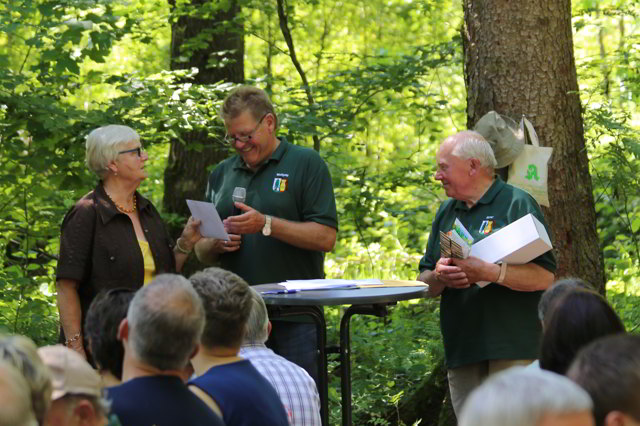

{"left": 267, "top": 305, "right": 329, "bottom": 426}
{"left": 340, "top": 304, "right": 390, "bottom": 426}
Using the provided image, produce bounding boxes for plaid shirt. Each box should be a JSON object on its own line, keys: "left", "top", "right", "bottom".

{"left": 239, "top": 344, "right": 321, "bottom": 426}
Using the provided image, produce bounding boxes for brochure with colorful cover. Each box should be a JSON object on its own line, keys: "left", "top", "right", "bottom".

{"left": 440, "top": 218, "right": 473, "bottom": 259}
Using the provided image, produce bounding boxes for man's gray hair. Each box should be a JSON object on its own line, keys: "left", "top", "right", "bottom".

{"left": 243, "top": 287, "right": 270, "bottom": 345}
{"left": 0, "top": 361, "right": 38, "bottom": 426}
{"left": 450, "top": 130, "right": 498, "bottom": 170}
{"left": 127, "top": 274, "right": 205, "bottom": 371}
{"left": 458, "top": 367, "right": 593, "bottom": 426}
{"left": 85, "top": 124, "right": 140, "bottom": 178}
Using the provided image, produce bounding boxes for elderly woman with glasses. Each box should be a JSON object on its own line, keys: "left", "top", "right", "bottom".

{"left": 55, "top": 124, "right": 202, "bottom": 361}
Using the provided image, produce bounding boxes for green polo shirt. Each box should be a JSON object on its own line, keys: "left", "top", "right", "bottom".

{"left": 205, "top": 137, "right": 338, "bottom": 285}
{"left": 419, "top": 177, "right": 556, "bottom": 369}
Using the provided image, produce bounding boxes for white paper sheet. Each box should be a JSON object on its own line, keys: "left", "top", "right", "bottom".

{"left": 186, "top": 199, "right": 230, "bottom": 241}
{"left": 280, "top": 279, "right": 383, "bottom": 291}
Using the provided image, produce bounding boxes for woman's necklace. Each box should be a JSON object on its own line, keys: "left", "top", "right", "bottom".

{"left": 105, "top": 190, "right": 136, "bottom": 213}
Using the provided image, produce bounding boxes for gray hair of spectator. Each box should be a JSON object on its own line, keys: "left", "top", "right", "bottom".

{"left": 56, "top": 394, "right": 111, "bottom": 421}
{"left": 538, "top": 277, "right": 595, "bottom": 321}
{"left": 85, "top": 124, "right": 140, "bottom": 178}
{"left": 243, "top": 287, "right": 270, "bottom": 345}
{"left": 220, "top": 86, "right": 278, "bottom": 130}
{"left": 458, "top": 366, "right": 593, "bottom": 426}
{"left": 568, "top": 334, "right": 640, "bottom": 426}
{"left": 448, "top": 130, "right": 498, "bottom": 170}
{"left": 127, "top": 274, "right": 205, "bottom": 371}
{"left": 0, "top": 334, "right": 52, "bottom": 425}
{"left": 0, "top": 361, "right": 38, "bottom": 426}
{"left": 189, "top": 267, "right": 253, "bottom": 349}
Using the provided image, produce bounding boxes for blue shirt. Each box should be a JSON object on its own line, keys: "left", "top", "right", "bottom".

{"left": 107, "top": 375, "right": 224, "bottom": 426}
{"left": 189, "top": 360, "right": 289, "bottom": 426}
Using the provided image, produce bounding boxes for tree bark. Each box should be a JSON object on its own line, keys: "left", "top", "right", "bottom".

{"left": 165, "top": 0, "right": 244, "bottom": 219}
{"left": 462, "top": 0, "right": 605, "bottom": 292}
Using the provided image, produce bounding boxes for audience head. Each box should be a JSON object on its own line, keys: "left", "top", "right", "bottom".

{"left": 38, "top": 345, "right": 108, "bottom": 426}
{"left": 84, "top": 288, "right": 134, "bottom": 383}
{"left": 189, "top": 267, "right": 253, "bottom": 350}
{"left": 243, "top": 287, "right": 270, "bottom": 345}
{"left": 124, "top": 274, "right": 205, "bottom": 371}
{"left": 0, "top": 361, "right": 38, "bottom": 426}
{"left": 459, "top": 366, "right": 594, "bottom": 426}
{"left": 220, "top": 86, "right": 278, "bottom": 130}
{"left": 0, "top": 334, "right": 52, "bottom": 425}
{"left": 538, "top": 277, "right": 594, "bottom": 322}
{"left": 539, "top": 289, "right": 624, "bottom": 374}
{"left": 568, "top": 334, "right": 640, "bottom": 426}
{"left": 85, "top": 125, "right": 140, "bottom": 178}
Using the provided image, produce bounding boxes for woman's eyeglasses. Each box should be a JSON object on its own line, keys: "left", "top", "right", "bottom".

{"left": 118, "top": 147, "right": 143, "bottom": 157}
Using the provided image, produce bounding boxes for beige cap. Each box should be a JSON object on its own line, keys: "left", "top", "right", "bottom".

{"left": 37, "top": 345, "right": 102, "bottom": 400}
{"left": 473, "top": 111, "right": 525, "bottom": 169}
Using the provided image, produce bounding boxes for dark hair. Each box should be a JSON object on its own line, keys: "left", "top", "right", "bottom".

{"left": 189, "top": 267, "right": 253, "bottom": 349}
{"left": 567, "top": 334, "right": 640, "bottom": 426}
{"left": 84, "top": 288, "right": 134, "bottom": 379}
{"left": 539, "top": 289, "right": 625, "bottom": 375}
{"left": 537, "top": 277, "right": 594, "bottom": 321}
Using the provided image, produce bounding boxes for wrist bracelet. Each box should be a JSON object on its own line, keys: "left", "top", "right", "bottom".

{"left": 175, "top": 237, "right": 192, "bottom": 255}
{"left": 496, "top": 262, "right": 508, "bottom": 284}
{"left": 64, "top": 332, "right": 81, "bottom": 346}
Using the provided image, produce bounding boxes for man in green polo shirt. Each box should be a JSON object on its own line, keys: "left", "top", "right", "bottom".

{"left": 417, "top": 130, "right": 556, "bottom": 418}
{"left": 195, "top": 86, "right": 338, "bottom": 385}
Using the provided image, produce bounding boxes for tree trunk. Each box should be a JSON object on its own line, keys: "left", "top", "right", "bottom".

{"left": 462, "top": 0, "right": 605, "bottom": 292}
{"left": 165, "top": 0, "right": 244, "bottom": 219}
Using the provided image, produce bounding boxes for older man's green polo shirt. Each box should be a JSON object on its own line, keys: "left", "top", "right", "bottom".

{"left": 205, "top": 138, "right": 338, "bottom": 285}
{"left": 419, "top": 177, "right": 556, "bottom": 369}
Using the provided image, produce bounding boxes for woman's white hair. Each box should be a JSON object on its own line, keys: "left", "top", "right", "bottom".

{"left": 450, "top": 130, "right": 498, "bottom": 170}
{"left": 459, "top": 367, "right": 593, "bottom": 426}
{"left": 85, "top": 125, "right": 139, "bottom": 178}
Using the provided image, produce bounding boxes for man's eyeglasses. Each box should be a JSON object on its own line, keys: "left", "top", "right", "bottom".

{"left": 224, "top": 114, "right": 268, "bottom": 145}
{"left": 118, "top": 147, "right": 143, "bottom": 157}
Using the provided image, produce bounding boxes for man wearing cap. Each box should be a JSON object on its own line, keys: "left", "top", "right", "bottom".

{"left": 417, "top": 129, "right": 556, "bottom": 417}
{"left": 38, "top": 344, "right": 109, "bottom": 426}
{"left": 106, "top": 274, "right": 224, "bottom": 426}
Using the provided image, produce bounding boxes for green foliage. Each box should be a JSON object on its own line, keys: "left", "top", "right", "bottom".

{"left": 0, "top": 0, "right": 639, "bottom": 423}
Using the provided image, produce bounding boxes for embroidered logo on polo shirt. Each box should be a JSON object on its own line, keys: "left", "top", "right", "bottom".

{"left": 479, "top": 219, "right": 494, "bottom": 235}
{"left": 272, "top": 173, "right": 289, "bottom": 192}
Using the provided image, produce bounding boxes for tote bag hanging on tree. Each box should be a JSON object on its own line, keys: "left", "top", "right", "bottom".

{"left": 507, "top": 117, "right": 552, "bottom": 207}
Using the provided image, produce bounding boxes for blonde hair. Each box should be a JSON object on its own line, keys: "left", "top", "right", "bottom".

{"left": 0, "top": 335, "right": 52, "bottom": 425}
{"left": 85, "top": 125, "right": 140, "bottom": 178}
{"left": 0, "top": 361, "right": 38, "bottom": 426}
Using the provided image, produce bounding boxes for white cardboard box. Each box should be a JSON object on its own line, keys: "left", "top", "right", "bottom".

{"left": 469, "top": 213, "right": 552, "bottom": 287}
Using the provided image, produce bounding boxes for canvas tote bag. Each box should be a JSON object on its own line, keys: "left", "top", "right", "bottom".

{"left": 507, "top": 118, "right": 552, "bottom": 207}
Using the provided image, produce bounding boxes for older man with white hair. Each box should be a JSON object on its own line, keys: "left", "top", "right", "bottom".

{"left": 459, "top": 367, "right": 594, "bottom": 426}
{"left": 417, "top": 130, "right": 556, "bottom": 416}
{"left": 239, "top": 287, "right": 321, "bottom": 426}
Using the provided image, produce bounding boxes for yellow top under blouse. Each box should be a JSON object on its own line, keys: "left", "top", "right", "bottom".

{"left": 138, "top": 240, "right": 156, "bottom": 285}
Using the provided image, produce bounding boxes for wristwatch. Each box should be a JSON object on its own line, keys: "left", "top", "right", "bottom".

{"left": 262, "top": 215, "right": 272, "bottom": 236}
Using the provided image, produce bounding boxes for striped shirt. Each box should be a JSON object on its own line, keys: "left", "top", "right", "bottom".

{"left": 239, "top": 344, "right": 321, "bottom": 426}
